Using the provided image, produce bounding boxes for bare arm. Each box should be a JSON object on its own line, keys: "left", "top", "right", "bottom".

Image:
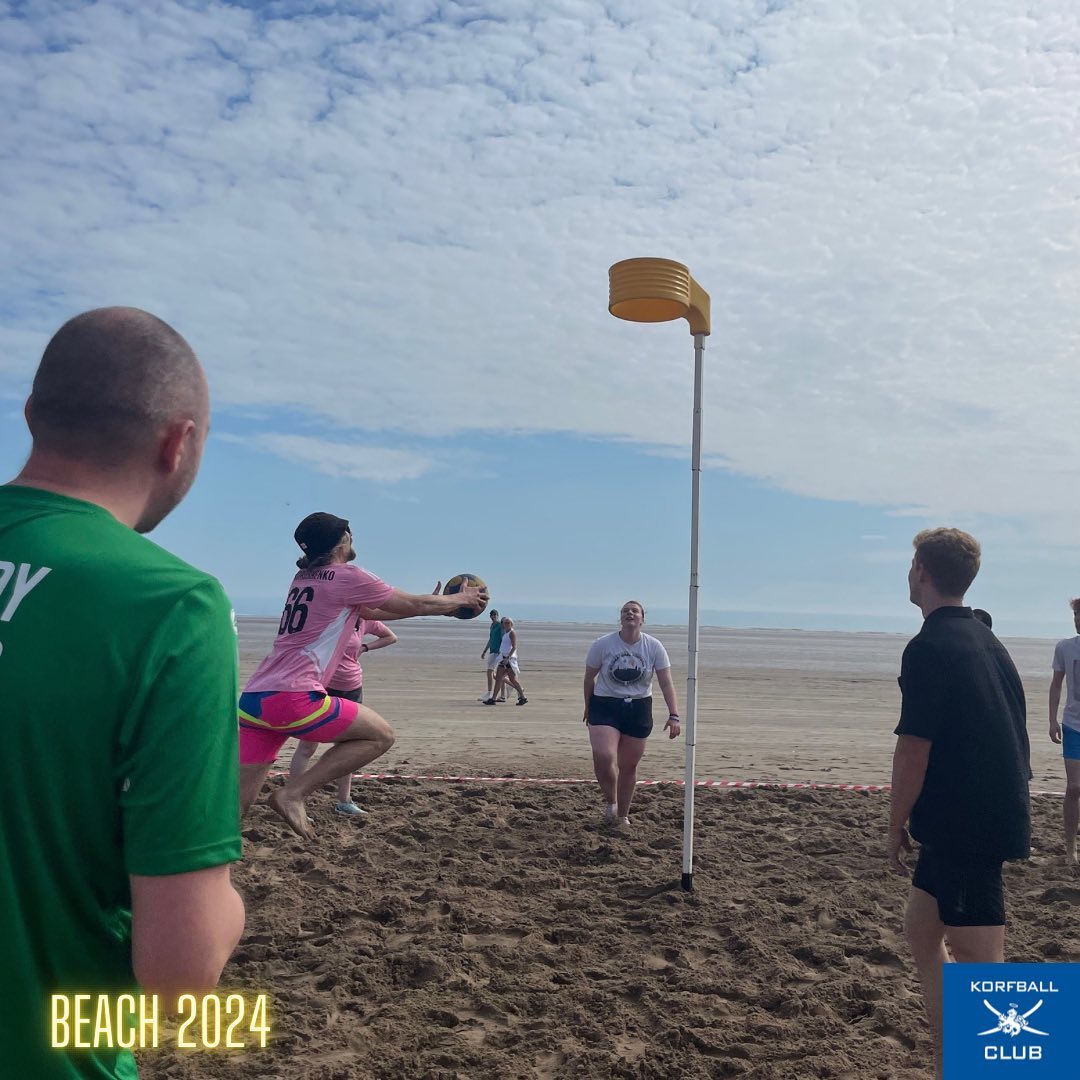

{"left": 130, "top": 864, "right": 245, "bottom": 1010}
{"left": 655, "top": 666, "right": 681, "bottom": 739}
{"left": 359, "top": 581, "right": 480, "bottom": 622}
{"left": 887, "top": 734, "right": 932, "bottom": 875}
{"left": 362, "top": 625, "right": 398, "bottom": 652}
{"left": 583, "top": 664, "right": 600, "bottom": 722}
{"left": 1050, "top": 669, "right": 1065, "bottom": 743}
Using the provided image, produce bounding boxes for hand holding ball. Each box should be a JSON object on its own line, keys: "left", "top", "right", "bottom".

{"left": 442, "top": 574, "right": 489, "bottom": 619}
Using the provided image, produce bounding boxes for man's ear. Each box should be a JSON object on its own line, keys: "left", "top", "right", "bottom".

{"left": 158, "top": 418, "right": 196, "bottom": 474}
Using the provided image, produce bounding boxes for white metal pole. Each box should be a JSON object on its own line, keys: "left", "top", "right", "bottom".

{"left": 682, "top": 331, "right": 705, "bottom": 891}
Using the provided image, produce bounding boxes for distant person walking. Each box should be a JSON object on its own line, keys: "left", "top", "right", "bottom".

{"left": 888, "top": 528, "right": 1030, "bottom": 1078}
{"left": 1, "top": 308, "right": 245, "bottom": 1080}
{"left": 289, "top": 617, "right": 398, "bottom": 815}
{"left": 484, "top": 617, "right": 527, "bottom": 705}
{"left": 239, "top": 514, "right": 486, "bottom": 839}
{"left": 583, "top": 601, "right": 680, "bottom": 828}
{"left": 1049, "top": 597, "right": 1080, "bottom": 863}
{"left": 480, "top": 609, "right": 507, "bottom": 702}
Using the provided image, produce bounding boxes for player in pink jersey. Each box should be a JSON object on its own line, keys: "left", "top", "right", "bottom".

{"left": 289, "top": 617, "right": 397, "bottom": 815}
{"left": 240, "top": 512, "right": 486, "bottom": 839}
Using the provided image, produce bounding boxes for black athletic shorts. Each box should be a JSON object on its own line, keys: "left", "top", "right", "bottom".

{"left": 587, "top": 694, "right": 653, "bottom": 739}
{"left": 327, "top": 686, "right": 363, "bottom": 704}
{"left": 912, "top": 845, "right": 1006, "bottom": 927}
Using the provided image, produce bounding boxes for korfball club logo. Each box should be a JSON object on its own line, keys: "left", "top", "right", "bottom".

{"left": 976, "top": 991, "right": 1050, "bottom": 1062}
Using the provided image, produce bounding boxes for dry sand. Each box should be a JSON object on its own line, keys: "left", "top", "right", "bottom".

{"left": 138, "top": 619, "right": 1079, "bottom": 1079}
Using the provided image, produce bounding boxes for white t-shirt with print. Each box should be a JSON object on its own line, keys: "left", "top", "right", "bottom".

{"left": 586, "top": 631, "right": 671, "bottom": 699}
{"left": 1053, "top": 636, "right": 1080, "bottom": 731}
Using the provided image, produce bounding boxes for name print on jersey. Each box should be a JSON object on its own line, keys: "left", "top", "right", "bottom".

{"left": 0, "top": 560, "right": 52, "bottom": 659}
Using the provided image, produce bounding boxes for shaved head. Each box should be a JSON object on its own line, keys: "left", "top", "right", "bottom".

{"left": 28, "top": 307, "right": 207, "bottom": 467}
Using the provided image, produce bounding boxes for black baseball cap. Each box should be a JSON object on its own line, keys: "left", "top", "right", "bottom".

{"left": 294, "top": 512, "right": 350, "bottom": 558}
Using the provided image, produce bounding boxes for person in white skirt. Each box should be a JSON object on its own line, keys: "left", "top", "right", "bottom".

{"left": 483, "top": 616, "right": 527, "bottom": 705}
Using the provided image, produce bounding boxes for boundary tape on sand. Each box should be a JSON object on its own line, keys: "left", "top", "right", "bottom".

{"left": 267, "top": 771, "right": 1066, "bottom": 797}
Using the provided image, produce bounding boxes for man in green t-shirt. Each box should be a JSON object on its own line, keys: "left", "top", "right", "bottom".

{"left": 0, "top": 308, "right": 246, "bottom": 1078}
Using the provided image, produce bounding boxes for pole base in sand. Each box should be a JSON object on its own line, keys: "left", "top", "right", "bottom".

{"left": 681, "top": 871, "right": 693, "bottom": 892}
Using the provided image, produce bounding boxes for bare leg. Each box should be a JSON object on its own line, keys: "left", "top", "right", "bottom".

{"left": 506, "top": 672, "right": 527, "bottom": 700}
{"left": 588, "top": 725, "right": 619, "bottom": 810}
{"left": 486, "top": 666, "right": 494, "bottom": 696}
{"left": 240, "top": 763, "right": 273, "bottom": 815}
{"left": 290, "top": 740, "right": 317, "bottom": 780}
{"left": 904, "top": 887, "right": 949, "bottom": 1079}
{"left": 1064, "top": 758, "right": 1080, "bottom": 862}
{"left": 946, "top": 923, "right": 1005, "bottom": 963}
{"left": 336, "top": 773, "right": 354, "bottom": 804}
{"left": 615, "top": 735, "right": 647, "bottom": 818}
{"left": 487, "top": 667, "right": 507, "bottom": 702}
{"left": 267, "top": 707, "right": 395, "bottom": 840}
{"left": 292, "top": 733, "right": 354, "bottom": 805}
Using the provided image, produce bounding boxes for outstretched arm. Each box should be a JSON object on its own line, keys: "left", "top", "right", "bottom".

{"left": 359, "top": 581, "right": 469, "bottom": 622}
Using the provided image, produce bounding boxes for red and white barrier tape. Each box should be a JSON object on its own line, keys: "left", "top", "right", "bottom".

{"left": 266, "top": 770, "right": 1065, "bottom": 796}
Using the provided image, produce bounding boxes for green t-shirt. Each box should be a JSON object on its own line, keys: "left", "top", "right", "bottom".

{"left": 0, "top": 486, "right": 242, "bottom": 1079}
{"left": 487, "top": 622, "right": 503, "bottom": 651}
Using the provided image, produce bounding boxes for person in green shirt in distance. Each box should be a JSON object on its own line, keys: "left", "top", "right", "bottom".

{"left": 0, "top": 308, "right": 246, "bottom": 1079}
{"left": 480, "top": 608, "right": 507, "bottom": 702}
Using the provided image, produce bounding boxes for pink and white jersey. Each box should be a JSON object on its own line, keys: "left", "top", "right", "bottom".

{"left": 244, "top": 565, "right": 394, "bottom": 693}
{"left": 328, "top": 619, "right": 391, "bottom": 692}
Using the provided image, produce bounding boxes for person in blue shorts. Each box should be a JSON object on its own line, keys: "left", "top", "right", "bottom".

{"left": 1049, "top": 597, "right": 1080, "bottom": 863}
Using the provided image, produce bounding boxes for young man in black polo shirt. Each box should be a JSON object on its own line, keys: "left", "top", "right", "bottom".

{"left": 887, "top": 528, "right": 1030, "bottom": 1076}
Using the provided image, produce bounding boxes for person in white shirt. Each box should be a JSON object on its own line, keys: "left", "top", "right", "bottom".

{"left": 583, "top": 600, "right": 680, "bottom": 828}
{"left": 1049, "top": 597, "right": 1080, "bottom": 862}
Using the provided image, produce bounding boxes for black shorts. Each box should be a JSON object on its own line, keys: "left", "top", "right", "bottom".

{"left": 327, "top": 686, "right": 363, "bottom": 704}
{"left": 912, "top": 845, "right": 1006, "bottom": 927}
{"left": 587, "top": 695, "right": 653, "bottom": 739}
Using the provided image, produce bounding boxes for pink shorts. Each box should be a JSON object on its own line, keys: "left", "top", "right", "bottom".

{"left": 238, "top": 690, "right": 359, "bottom": 765}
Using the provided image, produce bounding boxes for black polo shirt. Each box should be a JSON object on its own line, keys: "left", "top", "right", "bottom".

{"left": 894, "top": 606, "right": 1030, "bottom": 862}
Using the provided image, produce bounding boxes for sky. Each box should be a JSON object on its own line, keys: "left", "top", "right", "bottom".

{"left": 3, "top": 0, "right": 1080, "bottom": 636}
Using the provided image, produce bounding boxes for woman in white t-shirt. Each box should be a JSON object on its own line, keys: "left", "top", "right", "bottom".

{"left": 583, "top": 599, "right": 680, "bottom": 828}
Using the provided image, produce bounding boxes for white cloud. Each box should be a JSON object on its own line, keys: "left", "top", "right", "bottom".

{"left": 3, "top": 0, "right": 1080, "bottom": 529}
{"left": 220, "top": 433, "right": 435, "bottom": 483}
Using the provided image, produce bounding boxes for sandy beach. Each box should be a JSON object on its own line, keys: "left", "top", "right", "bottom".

{"left": 138, "top": 619, "right": 1078, "bottom": 1079}
{"left": 238, "top": 617, "right": 1064, "bottom": 790}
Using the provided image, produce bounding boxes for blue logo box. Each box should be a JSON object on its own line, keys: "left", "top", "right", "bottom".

{"left": 944, "top": 964, "right": 1080, "bottom": 1078}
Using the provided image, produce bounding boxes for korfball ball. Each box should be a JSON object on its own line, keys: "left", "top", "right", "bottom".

{"left": 443, "top": 574, "right": 488, "bottom": 620}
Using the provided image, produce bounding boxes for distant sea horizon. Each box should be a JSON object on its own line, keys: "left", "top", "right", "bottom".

{"left": 232, "top": 600, "right": 1062, "bottom": 641}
